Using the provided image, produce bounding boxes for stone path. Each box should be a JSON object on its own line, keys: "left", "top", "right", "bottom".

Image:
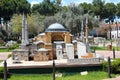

{"left": 96, "top": 51, "right": 120, "bottom": 80}
{"left": 0, "top": 52, "right": 11, "bottom": 60}
{"left": 103, "top": 76, "right": 120, "bottom": 80}
{"left": 0, "top": 51, "right": 119, "bottom": 60}
{"left": 0, "top": 51, "right": 120, "bottom": 80}
{"left": 96, "top": 50, "right": 120, "bottom": 58}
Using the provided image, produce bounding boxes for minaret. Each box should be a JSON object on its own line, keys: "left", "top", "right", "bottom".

{"left": 21, "top": 12, "right": 29, "bottom": 49}
{"left": 21, "top": 12, "right": 25, "bottom": 45}
{"left": 85, "top": 16, "right": 88, "bottom": 43}
{"left": 25, "top": 18, "right": 29, "bottom": 45}
{"left": 81, "top": 20, "right": 84, "bottom": 42}
{"left": 85, "top": 16, "right": 91, "bottom": 52}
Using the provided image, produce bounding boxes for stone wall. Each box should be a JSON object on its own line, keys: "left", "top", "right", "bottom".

{"left": 34, "top": 51, "right": 49, "bottom": 61}
{"left": 12, "top": 49, "right": 29, "bottom": 61}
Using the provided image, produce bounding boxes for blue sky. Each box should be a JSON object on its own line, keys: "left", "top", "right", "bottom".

{"left": 27, "top": 0, "right": 120, "bottom": 6}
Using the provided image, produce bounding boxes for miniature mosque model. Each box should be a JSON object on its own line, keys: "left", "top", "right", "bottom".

{"left": 33, "top": 23, "right": 93, "bottom": 61}
{"left": 12, "top": 21, "right": 94, "bottom": 62}
{"left": 12, "top": 14, "right": 94, "bottom": 62}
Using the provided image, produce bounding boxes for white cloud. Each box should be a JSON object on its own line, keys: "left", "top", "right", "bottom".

{"left": 27, "top": 0, "right": 42, "bottom": 6}
{"left": 61, "top": 0, "right": 93, "bottom": 6}
{"left": 31, "top": 1, "right": 39, "bottom": 6}
{"left": 105, "top": 0, "right": 120, "bottom": 4}
{"left": 28, "top": 0, "right": 119, "bottom": 7}
{"left": 61, "top": 0, "right": 119, "bottom": 6}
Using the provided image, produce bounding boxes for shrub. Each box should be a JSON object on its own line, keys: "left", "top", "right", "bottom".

{"left": 102, "top": 58, "right": 120, "bottom": 74}
{"left": 8, "top": 43, "right": 19, "bottom": 50}
{"left": 8, "top": 54, "right": 12, "bottom": 58}
{"left": 0, "top": 67, "right": 4, "bottom": 72}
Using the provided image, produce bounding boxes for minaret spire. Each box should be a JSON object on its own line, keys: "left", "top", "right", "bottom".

{"left": 21, "top": 12, "right": 29, "bottom": 49}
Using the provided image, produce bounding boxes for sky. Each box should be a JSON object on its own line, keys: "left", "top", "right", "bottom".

{"left": 27, "top": 0, "right": 120, "bottom": 6}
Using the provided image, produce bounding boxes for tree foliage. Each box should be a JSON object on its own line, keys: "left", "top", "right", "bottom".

{"left": 44, "top": 4, "right": 99, "bottom": 35}
{"left": 92, "top": 0, "right": 105, "bottom": 19}
{"left": 15, "top": 0, "right": 31, "bottom": 14}
{"left": 32, "top": 0, "right": 61, "bottom": 16}
{"left": 0, "top": 0, "right": 30, "bottom": 22}
{"left": 1, "top": 0, "right": 120, "bottom": 41}
{"left": 10, "top": 14, "right": 45, "bottom": 38}
{"left": 0, "top": 0, "right": 16, "bottom": 21}
{"left": 104, "top": 3, "right": 116, "bottom": 22}
{"left": 79, "top": 2, "right": 93, "bottom": 14}
{"left": 116, "top": 3, "right": 120, "bottom": 18}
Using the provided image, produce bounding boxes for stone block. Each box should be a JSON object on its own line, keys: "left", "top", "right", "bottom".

{"left": 12, "top": 49, "right": 29, "bottom": 61}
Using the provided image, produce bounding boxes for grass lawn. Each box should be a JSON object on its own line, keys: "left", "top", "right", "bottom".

{"left": 0, "top": 48, "right": 13, "bottom": 52}
{"left": 0, "top": 43, "right": 19, "bottom": 52}
{"left": 0, "top": 60, "right": 3, "bottom": 62}
{"left": 90, "top": 46, "right": 120, "bottom": 51}
{"left": 0, "top": 71, "right": 115, "bottom": 80}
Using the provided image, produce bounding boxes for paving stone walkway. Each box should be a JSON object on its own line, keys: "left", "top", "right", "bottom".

{"left": 0, "top": 51, "right": 120, "bottom": 80}
{"left": 0, "top": 52, "right": 11, "bottom": 60}
{"left": 96, "top": 50, "right": 120, "bottom": 58}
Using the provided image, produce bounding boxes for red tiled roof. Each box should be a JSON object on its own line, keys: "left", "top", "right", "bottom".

{"left": 106, "top": 23, "right": 120, "bottom": 28}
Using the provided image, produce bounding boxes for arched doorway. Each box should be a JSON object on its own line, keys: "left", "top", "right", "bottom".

{"left": 52, "top": 35, "right": 64, "bottom": 42}
{"left": 51, "top": 35, "right": 64, "bottom": 59}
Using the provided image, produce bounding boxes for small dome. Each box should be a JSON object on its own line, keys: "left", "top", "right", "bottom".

{"left": 45, "top": 23, "right": 67, "bottom": 32}
{"left": 38, "top": 48, "right": 48, "bottom": 51}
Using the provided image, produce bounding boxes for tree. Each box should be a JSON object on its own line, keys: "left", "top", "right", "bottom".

{"left": 0, "top": 0, "right": 31, "bottom": 41}
{"left": 104, "top": 3, "right": 116, "bottom": 22}
{"left": 28, "top": 14, "right": 45, "bottom": 37}
{"left": 0, "top": 0, "right": 31, "bottom": 21}
{"left": 32, "top": 4, "right": 40, "bottom": 14}
{"left": 0, "top": 0, "right": 16, "bottom": 21}
{"left": 92, "top": 0, "right": 105, "bottom": 19}
{"left": 32, "top": 0, "right": 61, "bottom": 16}
{"left": 15, "top": 0, "right": 31, "bottom": 15}
{"left": 44, "top": 16, "right": 57, "bottom": 29}
{"left": 116, "top": 3, "right": 120, "bottom": 18}
{"left": 79, "top": 2, "right": 93, "bottom": 14}
{"left": 44, "top": 4, "right": 99, "bottom": 35}
{"left": 10, "top": 14, "right": 45, "bottom": 39}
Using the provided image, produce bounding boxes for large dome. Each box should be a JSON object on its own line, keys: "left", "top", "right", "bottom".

{"left": 45, "top": 23, "right": 67, "bottom": 32}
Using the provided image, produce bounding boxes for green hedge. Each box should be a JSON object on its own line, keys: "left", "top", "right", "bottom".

{"left": 9, "top": 66, "right": 102, "bottom": 74}
{"left": 102, "top": 58, "right": 120, "bottom": 74}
